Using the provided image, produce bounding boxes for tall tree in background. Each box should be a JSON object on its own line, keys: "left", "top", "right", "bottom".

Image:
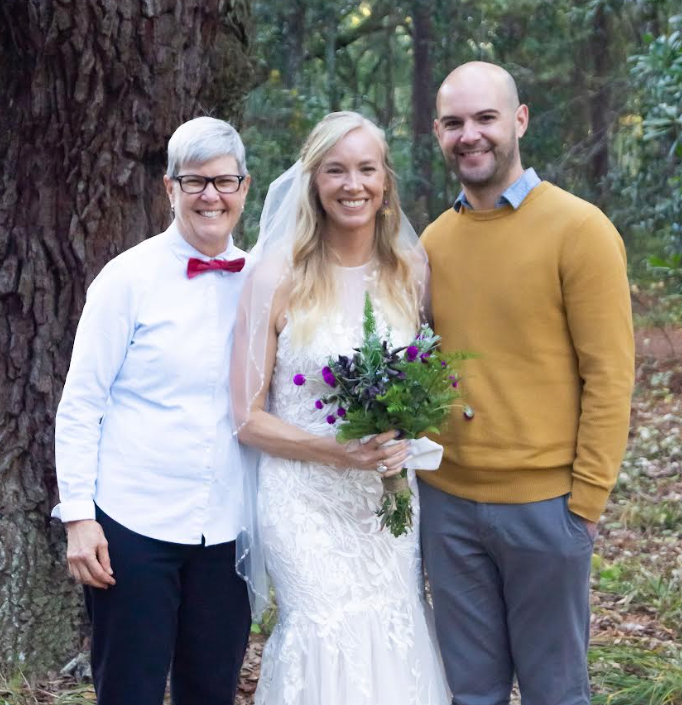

{"left": 0, "top": 0, "right": 251, "bottom": 673}
{"left": 281, "top": 0, "right": 307, "bottom": 88}
{"left": 381, "top": 22, "right": 396, "bottom": 126}
{"left": 588, "top": 1, "right": 611, "bottom": 206}
{"left": 410, "top": 0, "right": 435, "bottom": 231}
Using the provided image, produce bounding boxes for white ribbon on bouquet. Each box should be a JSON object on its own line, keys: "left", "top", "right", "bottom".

{"left": 363, "top": 435, "right": 444, "bottom": 471}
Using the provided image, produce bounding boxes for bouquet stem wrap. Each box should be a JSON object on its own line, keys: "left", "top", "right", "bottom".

{"left": 377, "top": 469, "right": 413, "bottom": 536}
{"left": 382, "top": 471, "right": 410, "bottom": 494}
{"left": 369, "top": 436, "right": 444, "bottom": 537}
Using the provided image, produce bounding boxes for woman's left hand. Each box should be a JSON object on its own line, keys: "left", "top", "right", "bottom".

{"left": 331, "top": 430, "right": 409, "bottom": 476}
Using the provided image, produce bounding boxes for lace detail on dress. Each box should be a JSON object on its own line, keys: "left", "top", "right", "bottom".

{"left": 254, "top": 265, "right": 449, "bottom": 705}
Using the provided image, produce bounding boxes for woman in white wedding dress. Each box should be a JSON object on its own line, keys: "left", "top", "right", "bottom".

{"left": 232, "top": 112, "right": 450, "bottom": 705}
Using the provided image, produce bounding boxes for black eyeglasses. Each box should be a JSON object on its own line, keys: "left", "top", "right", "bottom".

{"left": 174, "top": 174, "right": 246, "bottom": 194}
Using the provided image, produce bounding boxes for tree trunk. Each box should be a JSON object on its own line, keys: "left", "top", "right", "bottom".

{"left": 411, "top": 0, "right": 434, "bottom": 232}
{"left": 589, "top": 2, "right": 610, "bottom": 207}
{"left": 382, "top": 23, "right": 395, "bottom": 127}
{"left": 0, "top": 0, "right": 251, "bottom": 675}
{"left": 281, "top": 0, "right": 306, "bottom": 88}
{"left": 326, "top": 15, "right": 339, "bottom": 112}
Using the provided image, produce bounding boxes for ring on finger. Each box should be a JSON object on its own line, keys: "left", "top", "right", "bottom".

{"left": 376, "top": 462, "right": 388, "bottom": 474}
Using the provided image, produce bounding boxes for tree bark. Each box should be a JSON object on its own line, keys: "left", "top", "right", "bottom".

{"left": 411, "top": 0, "right": 434, "bottom": 232}
{"left": 326, "top": 14, "right": 339, "bottom": 112}
{"left": 589, "top": 2, "right": 610, "bottom": 207}
{"left": 281, "top": 0, "right": 306, "bottom": 88}
{"left": 0, "top": 0, "right": 251, "bottom": 674}
{"left": 382, "top": 23, "right": 395, "bottom": 127}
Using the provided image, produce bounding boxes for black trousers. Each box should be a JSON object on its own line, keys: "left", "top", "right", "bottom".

{"left": 84, "top": 506, "right": 251, "bottom": 705}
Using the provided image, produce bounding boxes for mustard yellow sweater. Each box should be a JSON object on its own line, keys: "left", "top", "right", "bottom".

{"left": 419, "top": 182, "right": 634, "bottom": 522}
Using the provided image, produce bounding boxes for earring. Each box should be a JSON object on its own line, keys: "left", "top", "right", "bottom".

{"left": 381, "top": 189, "right": 393, "bottom": 217}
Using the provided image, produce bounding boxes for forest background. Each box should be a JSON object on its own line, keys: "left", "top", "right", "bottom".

{"left": 0, "top": 0, "right": 681, "bottom": 702}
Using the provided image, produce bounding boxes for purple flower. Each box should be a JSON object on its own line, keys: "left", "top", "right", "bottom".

{"left": 314, "top": 399, "right": 324, "bottom": 410}
{"left": 451, "top": 381, "right": 459, "bottom": 388}
{"left": 420, "top": 352, "right": 431, "bottom": 362}
{"left": 463, "top": 406, "right": 475, "bottom": 421}
{"left": 441, "top": 361, "right": 447, "bottom": 368}
{"left": 326, "top": 414, "right": 336, "bottom": 425}
{"left": 449, "top": 375, "right": 459, "bottom": 388}
{"left": 293, "top": 374, "right": 306, "bottom": 386}
{"left": 322, "top": 367, "right": 337, "bottom": 387}
{"left": 406, "top": 345, "right": 419, "bottom": 362}
{"left": 337, "top": 407, "right": 346, "bottom": 417}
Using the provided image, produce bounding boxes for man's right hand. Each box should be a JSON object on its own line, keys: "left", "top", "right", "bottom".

{"left": 66, "top": 519, "right": 116, "bottom": 589}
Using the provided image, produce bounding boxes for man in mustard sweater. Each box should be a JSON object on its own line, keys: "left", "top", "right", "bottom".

{"left": 419, "top": 62, "right": 634, "bottom": 705}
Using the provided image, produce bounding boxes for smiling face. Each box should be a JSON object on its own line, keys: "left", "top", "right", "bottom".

{"left": 313, "top": 127, "right": 387, "bottom": 241}
{"left": 163, "top": 155, "right": 250, "bottom": 257}
{"left": 434, "top": 65, "right": 528, "bottom": 200}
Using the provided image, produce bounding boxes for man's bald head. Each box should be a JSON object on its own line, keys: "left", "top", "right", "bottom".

{"left": 436, "top": 62, "right": 520, "bottom": 116}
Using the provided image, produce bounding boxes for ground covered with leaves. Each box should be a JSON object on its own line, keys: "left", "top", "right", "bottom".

{"left": 587, "top": 353, "right": 682, "bottom": 704}
{"left": 2, "top": 350, "right": 681, "bottom": 705}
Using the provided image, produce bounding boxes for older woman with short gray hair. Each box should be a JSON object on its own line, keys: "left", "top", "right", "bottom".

{"left": 53, "top": 116, "right": 252, "bottom": 705}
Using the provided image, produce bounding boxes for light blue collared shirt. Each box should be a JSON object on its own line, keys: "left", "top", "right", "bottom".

{"left": 453, "top": 168, "right": 541, "bottom": 212}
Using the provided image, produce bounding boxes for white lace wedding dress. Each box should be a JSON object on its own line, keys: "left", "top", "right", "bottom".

{"left": 254, "top": 264, "right": 450, "bottom": 705}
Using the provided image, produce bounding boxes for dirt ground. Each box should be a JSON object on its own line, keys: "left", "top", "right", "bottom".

{"left": 635, "top": 325, "right": 682, "bottom": 359}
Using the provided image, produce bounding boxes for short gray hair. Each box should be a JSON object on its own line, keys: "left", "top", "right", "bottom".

{"left": 166, "top": 116, "right": 247, "bottom": 177}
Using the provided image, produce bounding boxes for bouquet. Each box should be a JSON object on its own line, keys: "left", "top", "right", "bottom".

{"left": 293, "top": 293, "right": 474, "bottom": 537}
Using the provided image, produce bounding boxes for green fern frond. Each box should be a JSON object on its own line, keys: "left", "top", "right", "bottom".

{"left": 363, "top": 291, "right": 377, "bottom": 340}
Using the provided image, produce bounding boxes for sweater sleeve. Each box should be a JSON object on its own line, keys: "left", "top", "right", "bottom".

{"left": 560, "top": 209, "right": 634, "bottom": 522}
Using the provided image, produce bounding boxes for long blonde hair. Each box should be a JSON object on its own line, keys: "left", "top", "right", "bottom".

{"left": 288, "top": 112, "right": 420, "bottom": 345}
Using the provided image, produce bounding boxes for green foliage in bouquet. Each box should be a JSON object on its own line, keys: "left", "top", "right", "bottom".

{"left": 328, "top": 293, "right": 474, "bottom": 444}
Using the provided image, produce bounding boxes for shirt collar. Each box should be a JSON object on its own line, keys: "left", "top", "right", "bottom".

{"left": 167, "top": 220, "right": 235, "bottom": 264}
{"left": 453, "top": 168, "right": 541, "bottom": 212}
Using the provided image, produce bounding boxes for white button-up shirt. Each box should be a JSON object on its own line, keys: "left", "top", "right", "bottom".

{"left": 53, "top": 222, "right": 249, "bottom": 545}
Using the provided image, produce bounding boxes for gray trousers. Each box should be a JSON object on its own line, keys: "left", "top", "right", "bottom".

{"left": 419, "top": 480, "right": 594, "bottom": 705}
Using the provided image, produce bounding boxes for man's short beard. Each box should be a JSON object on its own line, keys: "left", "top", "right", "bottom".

{"left": 450, "top": 139, "right": 518, "bottom": 189}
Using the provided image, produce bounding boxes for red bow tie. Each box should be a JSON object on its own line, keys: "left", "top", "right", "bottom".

{"left": 186, "top": 257, "right": 245, "bottom": 279}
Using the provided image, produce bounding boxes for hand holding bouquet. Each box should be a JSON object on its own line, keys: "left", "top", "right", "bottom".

{"left": 294, "top": 293, "right": 474, "bottom": 537}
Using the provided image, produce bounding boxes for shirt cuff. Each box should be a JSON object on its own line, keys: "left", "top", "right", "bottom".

{"left": 51, "top": 500, "right": 96, "bottom": 523}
